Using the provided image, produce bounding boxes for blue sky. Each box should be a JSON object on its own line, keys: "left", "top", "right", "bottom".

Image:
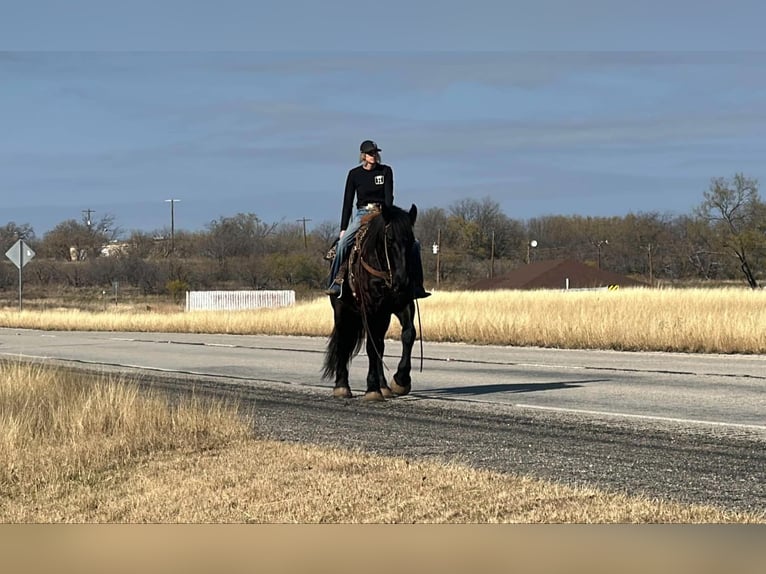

{"left": 2, "top": 1, "right": 766, "bottom": 237}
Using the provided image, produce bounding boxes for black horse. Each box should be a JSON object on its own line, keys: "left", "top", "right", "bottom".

{"left": 322, "top": 203, "right": 419, "bottom": 401}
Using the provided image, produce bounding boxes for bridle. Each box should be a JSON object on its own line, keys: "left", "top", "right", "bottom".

{"left": 358, "top": 222, "right": 393, "bottom": 288}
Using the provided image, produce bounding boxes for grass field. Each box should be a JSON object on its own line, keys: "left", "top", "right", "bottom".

{"left": 1, "top": 362, "right": 761, "bottom": 523}
{"left": 2, "top": 287, "right": 764, "bottom": 522}
{"left": 2, "top": 287, "right": 765, "bottom": 354}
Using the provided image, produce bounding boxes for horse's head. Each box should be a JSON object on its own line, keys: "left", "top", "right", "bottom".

{"left": 379, "top": 203, "right": 417, "bottom": 295}
{"left": 353, "top": 203, "right": 417, "bottom": 307}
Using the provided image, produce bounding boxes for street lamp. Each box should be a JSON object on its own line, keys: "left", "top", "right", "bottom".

{"left": 526, "top": 239, "right": 537, "bottom": 264}
{"left": 165, "top": 199, "right": 180, "bottom": 254}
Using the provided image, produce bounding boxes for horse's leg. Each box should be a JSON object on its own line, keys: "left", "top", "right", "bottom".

{"left": 377, "top": 311, "right": 396, "bottom": 398}
{"left": 328, "top": 299, "right": 362, "bottom": 398}
{"left": 363, "top": 314, "right": 391, "bottom": 402}
{"left": 390, "top": 302, "right": 416, "bottom": 396}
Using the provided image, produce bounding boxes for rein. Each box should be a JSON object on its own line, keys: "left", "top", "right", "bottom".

{"left": 358, "top": 223, "right": 392, "bottom": 287}
{"left": 352, "top": 218, "right": 397, "bottom": 370}
{"left": 349, "top": 211, "right": 425, "bottom": 375}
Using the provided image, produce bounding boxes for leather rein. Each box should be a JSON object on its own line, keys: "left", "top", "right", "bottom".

{"left": 355, "top": 217, "right": 393, "bottom": 288}
{"left": 351, "top": 213, "right": 425, "bottom": 373}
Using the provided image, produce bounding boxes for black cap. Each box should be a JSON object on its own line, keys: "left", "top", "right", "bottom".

{"left": 360, "top": 140, "right": 381, "bottom": 154}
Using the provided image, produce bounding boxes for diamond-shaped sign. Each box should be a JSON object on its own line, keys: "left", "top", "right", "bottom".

{"left": 5, "top": 239, "right": 35, "bottom": 269}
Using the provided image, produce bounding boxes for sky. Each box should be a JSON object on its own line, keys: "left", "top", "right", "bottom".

{"left": 2, "top": 1, "right": 766, "bottom": 238}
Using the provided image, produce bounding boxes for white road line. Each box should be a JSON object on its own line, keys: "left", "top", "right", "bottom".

{"left": 515, "top": 403, "right": 766, "bottom": 432}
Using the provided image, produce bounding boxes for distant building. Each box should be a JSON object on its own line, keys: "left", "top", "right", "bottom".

{"left": 468, "top": 259, "right": 647, "bottom": 291}
{"left": 100, "top": 242, "right": 130, "bottom": 257}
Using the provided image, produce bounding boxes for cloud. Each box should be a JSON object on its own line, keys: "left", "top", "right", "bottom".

{"left": 4, "top": 1, "right": 765, "bottom": 50}
{"left": 4, "top": 51, "right": 766, "bottom": 235}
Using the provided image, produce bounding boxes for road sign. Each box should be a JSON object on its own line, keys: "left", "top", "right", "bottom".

{"left": 5, "top": 239, "right": 35, "bottom": 269}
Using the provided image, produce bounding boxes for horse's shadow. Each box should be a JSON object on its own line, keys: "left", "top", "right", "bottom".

{"left": 425, "top": 378, "right": 609, "bottom": 397}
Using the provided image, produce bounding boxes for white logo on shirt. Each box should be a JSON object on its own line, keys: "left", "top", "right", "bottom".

{"left": 374, "top": 175, "right": 384, "bottom": 185}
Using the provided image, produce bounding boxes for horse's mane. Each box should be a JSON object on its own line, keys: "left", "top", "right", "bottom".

{"left": 352, "top": 204, "right": 415, "bottom": 311}
{"left": 365, "top": 204, "right": 414, "bottom": 246}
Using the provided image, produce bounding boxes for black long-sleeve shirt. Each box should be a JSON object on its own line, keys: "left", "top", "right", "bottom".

{"left": 340, "top": 163, "right": 394, "bottom": 230}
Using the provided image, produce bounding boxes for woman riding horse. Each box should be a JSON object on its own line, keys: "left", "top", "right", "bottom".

{"left": 325, "top": 139, "right": 430, "bottom": 300}
{"left": 322, "top": 202, "right": 420, "bottom": 401}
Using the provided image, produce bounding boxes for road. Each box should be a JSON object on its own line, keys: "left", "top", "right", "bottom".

{"left": 1, "top": 328, "right": 764, "bottom": 514}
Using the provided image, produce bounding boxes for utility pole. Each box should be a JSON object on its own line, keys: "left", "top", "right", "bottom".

{"left": 433, "top": 228, "right": 441, "bottom": 289}
{"left": 595, "top": 239, "right": 609, "bottom": 270}
{"left": 82, "top": 209, "right": 95, "bottom": 228}
{"left": 296, "top": 217, "right": 312, "bottom": 249}
{"left": 645, "top": 243, "right": 654, "bottom": 286}
{"left": 489, "top": 230, "right": 495, "bottom": 278}
{"left": 165, "top": 199, "right": 180, "bottom": 254}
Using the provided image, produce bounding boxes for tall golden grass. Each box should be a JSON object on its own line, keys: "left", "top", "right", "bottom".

{"left": 2, "top": 287, "right": 765, "bottom": 353}
{"left": 1, "top": 361, "right": 761, "bottom": 523}
{"left": 0, "top": 361, "right": 251, "bottom": 519}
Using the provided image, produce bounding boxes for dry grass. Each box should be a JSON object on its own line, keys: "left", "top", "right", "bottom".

{"left": 0, "top": 361, "right": 250, "bottom": 521}
{"left": 2, "top": 287, "right": 766, "bottom": 354}
{"left": 1, "top": 362, "right": 762, "bottom": 523}
{"left": 418, "top": 288, "right": 766, "bottom": 353}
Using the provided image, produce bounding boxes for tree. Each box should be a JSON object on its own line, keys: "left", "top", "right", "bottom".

{"left": 40, "top": 214, "right": 117, "bottom": 261}
{"left": 126, "top": 230, "right": 162, "bottom": 259}
{"left": 443, "top": 197, "right": 525, "bottom": 279}
{"left": 312, "top": 220, "right": 341, "bottom": 250}
{"left": 202, "top": 213, "right": 277, "bottom": 263}
{"left": 0, "top": 222, "right": 35, "bottom": 250}
{"left": 695, "top": 174, "right": 766, "bottom": 288}
{"left": 623, "top": 212, "right": 675, "bottom": 284}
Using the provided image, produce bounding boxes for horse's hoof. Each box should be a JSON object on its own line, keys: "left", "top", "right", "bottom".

{"left": 363, "top": 391, "right": 385, "bottom": 402}
{"left": 380, "top": 385, "right": 394, "bottom": 399}
{"left": 390, "top": 379, "right": 411, "bottom": 396}
{"left": 333, "top": 387, "right": 353, "bottom": 399}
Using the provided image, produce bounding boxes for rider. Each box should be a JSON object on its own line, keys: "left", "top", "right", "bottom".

{"left": 325, "top": 139, "right": 431, "bottom": 299}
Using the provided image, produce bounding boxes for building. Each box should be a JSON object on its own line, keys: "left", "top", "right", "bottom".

{"left": 468, "top": 259, "right": 647, "bottom": 291}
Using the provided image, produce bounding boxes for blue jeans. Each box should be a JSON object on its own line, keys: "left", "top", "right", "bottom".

{"left": 327, "top": 208, "right": 368, "bottom": 287}
{"left": 327, "top": 208, "right": 427, "bottom": 291}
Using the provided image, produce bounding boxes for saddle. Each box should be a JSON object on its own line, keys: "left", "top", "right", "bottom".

{"left": 326, "top": 210, "right": 383, "bottom": 298}
{"left": 324, "top": 207, "right": 380, "bottom": 262}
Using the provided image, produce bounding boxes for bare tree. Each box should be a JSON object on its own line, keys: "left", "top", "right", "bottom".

{"left": 0, "top": 222, "right": 35, "bottom": 249}
{"left": 695, "top": 174, "right": 766, "bottom": 288}
{"left": 40, "top": 214, "right": 116, "bottom": 261}
{"left": 202, "top": 213, "right": 277, "bottom": 263}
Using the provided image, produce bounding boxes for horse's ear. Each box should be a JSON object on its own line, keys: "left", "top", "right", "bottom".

{"left": 408, "top": 204, "right": 417, "bottom": 226}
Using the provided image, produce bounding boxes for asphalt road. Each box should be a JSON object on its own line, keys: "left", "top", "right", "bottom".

{"left": 1, "top": 328, "right": 764, "bottom": 514}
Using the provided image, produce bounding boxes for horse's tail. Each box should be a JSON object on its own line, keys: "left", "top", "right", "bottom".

{"left": 322, "top": 309, "right": 365, "bottom": 380}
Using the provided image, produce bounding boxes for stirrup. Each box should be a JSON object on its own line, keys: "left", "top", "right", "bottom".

{"left": 325, "top": 274, "right": 345, "bottom": 296}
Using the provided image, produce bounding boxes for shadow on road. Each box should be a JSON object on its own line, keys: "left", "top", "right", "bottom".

{"left": 424, "top": 378, "right": 609, "bottom": 396}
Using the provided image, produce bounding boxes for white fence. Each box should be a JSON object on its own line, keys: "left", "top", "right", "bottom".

{"left": 185, "top": 290, "right": 296, "bottom": 311}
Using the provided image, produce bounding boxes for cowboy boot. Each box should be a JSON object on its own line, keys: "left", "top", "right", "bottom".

{"left": 324, "top": 260, "right": 348, "bottom": 296}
